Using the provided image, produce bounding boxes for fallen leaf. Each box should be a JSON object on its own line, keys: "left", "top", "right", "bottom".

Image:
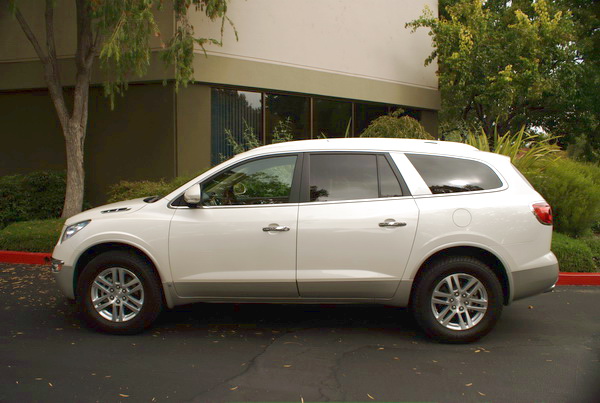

{"left": 230, "top": 386, "right": 238, "bottom": 391}
{"left": 528, "top": 305, "right": 534, "bottom": 309}
{"left": 478, "top": 392, "right": 486, "bottom": 396}
{"left": 377, "top": 347, "right": 384, "bottom": 350}
{"left": 465, "top": 383, "right": 473, "bottom": 387}
{"left": 119, "top": 394, "right": 129, "bottom": 397}
{"left": 283, "top": 364, "right": 292, "bottom": 368}
{"left": 367, "top": 393, "right": 375, "bottom": 400}
{"left": 35, "top": 378, "right": 42, "bottom": 381}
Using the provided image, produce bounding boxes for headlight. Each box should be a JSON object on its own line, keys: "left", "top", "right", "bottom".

{"left": 61, "top": 220, "right": 91, "bottom": 243}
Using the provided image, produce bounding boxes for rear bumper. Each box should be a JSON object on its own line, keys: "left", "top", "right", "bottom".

{"left": 511, "top": 262, "right": 559, "bottom": 302}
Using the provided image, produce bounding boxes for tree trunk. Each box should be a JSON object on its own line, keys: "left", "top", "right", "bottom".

{"left": 14, "top": 0, "right": 95, "bottom": 218}
{"left": 62, "top": 123, "right": 86, "bottom": 218}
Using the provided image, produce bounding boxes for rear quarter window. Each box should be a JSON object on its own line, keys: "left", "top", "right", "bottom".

{"left": 406, "top": 154, "right": 503, "bottom": 194}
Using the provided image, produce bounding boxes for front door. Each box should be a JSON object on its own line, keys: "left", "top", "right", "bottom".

{"left": 169, "top": 154, "right": 301, "bottom": 298}
{"left": 297, "top": 153, "right": 419, "bottom": 299}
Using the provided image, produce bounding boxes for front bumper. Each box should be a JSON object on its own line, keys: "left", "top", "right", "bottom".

{"left": 511, "top": 262, "right": 559, "bottom": 302}
{"left": 51, "top": 257, "right": 76, "bottom": 300}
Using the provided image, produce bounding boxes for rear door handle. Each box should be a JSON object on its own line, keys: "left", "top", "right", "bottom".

{"left": 263, "top": 225, "right": 290, "bottom": 232}
{"left": 379, "top": 221, "right": 406, "bottom": 227}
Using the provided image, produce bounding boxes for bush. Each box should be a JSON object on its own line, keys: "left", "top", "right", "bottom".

{"left": 0, "top": 171, "right": 66, "bottom": 229}
{"left": 525, "top": 159, "right": 600, "bottom": 237}
{"left": 0, "top": 218, "right": 65, "bottom": 253}
{"left": 581, "top": 236, "right": 600, "bottom": 270}
{"left": 107, "top": 174, "right": 200, "bottom": 203}
{"left": 360, "top": 110, "right": 434, "bottom": 140}
{"left": 552, "top": 233, "right": 597, "bottom": 273}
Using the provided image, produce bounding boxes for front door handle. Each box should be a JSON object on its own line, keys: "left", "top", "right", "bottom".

{"left": 263, "top": 225, "right": 290, "bottom": 232}
{"left": 379, "top": 220, "right": 407, "bottom": 227}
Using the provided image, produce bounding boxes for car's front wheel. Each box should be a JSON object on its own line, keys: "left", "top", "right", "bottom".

{"left": 411, "top": 256, "right": 503, "bottom": 343}
{"left": 76, "top": 251, "right": 163, "bottom": 334}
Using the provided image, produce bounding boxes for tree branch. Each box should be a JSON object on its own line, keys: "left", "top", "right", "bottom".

{"left": 14, "top": 7, "right": 47, "bottom": 63}
{"left": 45, "top": 0, "right": 63, "bottom": 89}
{"left": 72, "top": 0, "right": 95, "bottom": 142}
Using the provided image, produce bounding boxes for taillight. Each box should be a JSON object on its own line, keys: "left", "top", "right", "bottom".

{"left": 532, "top": 202, "right": 553, "bottom": 225}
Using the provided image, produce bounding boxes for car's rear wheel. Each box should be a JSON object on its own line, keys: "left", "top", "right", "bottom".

{"left": 76, "top": 251, "right": 163, "bottom": 334}
{"left": 411, "top": 256, "right": 503, "bottom": 343}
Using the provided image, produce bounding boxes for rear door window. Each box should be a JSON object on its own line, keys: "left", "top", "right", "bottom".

{"left": 308, "top": 153, "right": 403, "bottom": 202}
{"left": 406, "top": 154, "right": 503, "bottom": 194}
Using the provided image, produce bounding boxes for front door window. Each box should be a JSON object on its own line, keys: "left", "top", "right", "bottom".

{"left": 203, "top": 155, "right": 297, "bottom": 205}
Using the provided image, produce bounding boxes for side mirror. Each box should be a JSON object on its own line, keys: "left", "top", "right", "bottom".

{"left": 183, "top": 184, "right": 202, "bottom": 206}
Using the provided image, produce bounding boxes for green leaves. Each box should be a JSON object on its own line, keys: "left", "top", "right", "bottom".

{"left": 161, "top": 0, "right": 236, "bottom": 89}
{"left": 465, "top": 126, "right": 561, "bottom": 171}
{"left": 360, "top": 110, "right": 434, "bottom": 140}
{"left": 94, "top": 0, "right": 235, "bottom": 103}
{"left": 408, "top": 0, "right": 581, "bottom": 144}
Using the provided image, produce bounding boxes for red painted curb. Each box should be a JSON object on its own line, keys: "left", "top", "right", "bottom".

{"left": 0, "top": 251, "right": 51, "bottom": 265}
{"left": 0, "top": 250, "right": 598, "bottom": 285}
{"left": 556, "top": 272, "right": 600, "bottom": 286}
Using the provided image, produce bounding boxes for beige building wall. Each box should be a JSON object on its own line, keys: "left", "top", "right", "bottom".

{"left": 0, "top": 1, "right": 174, "bottom": 64}
{"left": 190, "top": 0, "right": 438, "bottom": 104}
{"left": 176, "top": 85, "right": 212, "bottom": 176}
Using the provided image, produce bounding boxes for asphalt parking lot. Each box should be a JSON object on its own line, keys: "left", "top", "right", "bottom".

{"left": 1, "top": 263, "right": 599, "bottom": 403}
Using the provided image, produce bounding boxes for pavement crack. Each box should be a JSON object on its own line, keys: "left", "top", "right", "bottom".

{"left": 188, "top": 330, "right": 291, "bottom": 402}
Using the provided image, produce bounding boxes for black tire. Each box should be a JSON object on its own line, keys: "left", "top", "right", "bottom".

{"left": 411, "top": 256, "right": 503, "bottom": 343}
{"left": 76, "top": 251, "right": 163, "bottom": 335}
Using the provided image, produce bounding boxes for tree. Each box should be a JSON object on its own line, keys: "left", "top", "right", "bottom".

{"left": 407, "top": 0, "right": 582, "bottom": 145}
{"left": 360, "top": 110, "right": 434, "bottom": 140}
{"left": 6, "top": 0, "right": 235, "bottom": 217}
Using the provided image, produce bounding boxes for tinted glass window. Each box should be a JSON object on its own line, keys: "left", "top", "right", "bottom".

{"left": 313, "top": 99, "right": 352, "bottom": 138}
{"left": 309, "top": 154, "right": 378, "bottom": 201}
{"left": 378, "top": 155, "right": 403, "bottom": 197}
{"left": 203, "top": 156, "right": 297, "bottom": 205}
{"left": 265, "top": 93, "right": 310, "bottom": 142}
{"left": 211, "top": 88, "right": 262, "bottom": 165}
{"left": 406, "top": 154, "right": 503, "bottom": 194}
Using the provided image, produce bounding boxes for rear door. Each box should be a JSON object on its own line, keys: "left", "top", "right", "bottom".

{"left": 296, "top": 153, "right": 419, "bottom": 299}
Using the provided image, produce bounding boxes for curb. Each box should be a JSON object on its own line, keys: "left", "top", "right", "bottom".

{"left": 556, "top": 272, "right": 600, "bottom": 286}
{"left": 0, "top": 250, "right": 598, "bottom": 285}
{"left": 0, "top": 251, "right": 51, "bottom": 265}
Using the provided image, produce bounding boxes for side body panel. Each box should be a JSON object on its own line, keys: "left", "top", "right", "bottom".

{"left": 296, "top": 197, "right": 419, "bottom": 298}
{"left": 168, "top": 204, "right": 299, "bottom": 298}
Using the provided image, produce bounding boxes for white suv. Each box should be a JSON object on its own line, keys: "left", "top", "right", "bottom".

{"left": 51, "top": 138, "right": 558, "bottom": 342}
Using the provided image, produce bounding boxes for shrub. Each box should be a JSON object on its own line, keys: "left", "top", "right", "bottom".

{"left": 0, "top": 171, "right": 66, "bottom": 228}
{"left": 551, "top": 233, "right": 596, "bottom": 273}
{"left": 0, "top": 218, "right": 65, "bottom": 253}
{"left": 465, "top": 127, "right": 561, "bottom": 172}
{"left": 525, "top": 159, "right": 600, "bottom": 237}
{"left": 107, "top": 173, "right": 202, "bottom": 203}
{"left": 581, "top": 237, "right": 600, "bottom": 270}
{"left": 360, "top": 110, "right": 434, "bottom": 140}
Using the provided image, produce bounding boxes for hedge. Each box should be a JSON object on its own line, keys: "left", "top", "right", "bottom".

{"left": 525, "top": 159, "right": 600, "bottom": 237}
{"left": 0, "top": 171, "right": 65, "bottom": 228}
{"left": 107, "top": 173, "right": 202, "bottom": 203}
{"left": 551, "top": 233, "right": 597, "bottom": 273}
